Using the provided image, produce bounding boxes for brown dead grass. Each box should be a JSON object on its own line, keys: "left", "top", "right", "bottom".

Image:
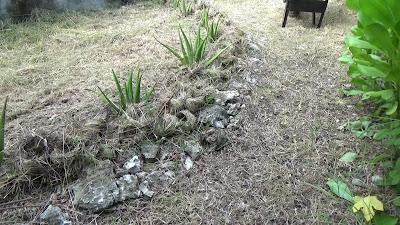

{"left": 1, "top": 0, "right": 399, "bottom": 224}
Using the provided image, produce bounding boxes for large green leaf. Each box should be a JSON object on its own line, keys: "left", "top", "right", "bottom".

{"left": 393, "top": 196, "right": 400, "bottom": 207}
{"left": 345, "top": 36, "right": 378, "bottom": 50}
{"left": 326, "top": 178, "right": 353, "bottom": 202}
{"left": 346, "top": 0, "right": 359, "bottom": 10}
{"left": 357, "top": 64, "right": 386, "bottom": 78}
{"left": 364, "top": 23, "right": 394, "bottom": 56}
{"left": 359, "top": 0, "right": 394, "bottom": 27}
{"left": 374, "top": 213, "right": 399, "bottom": 225}
{"left": 339, "top": 152, "right": 358, "bottom": 163}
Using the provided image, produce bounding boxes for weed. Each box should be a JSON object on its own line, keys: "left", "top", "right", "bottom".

{"left": 0, "top": 97, "right": 7, "bottom": 163}
{"left": 157, "top": 25, "right": 228, "bottom": 68}
{"left": 98, "top": 69, "right": 156, "bottom": 114}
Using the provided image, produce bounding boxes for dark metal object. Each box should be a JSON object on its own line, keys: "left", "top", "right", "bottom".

{"left": 282, "top": 0, "right": 328, "bottom": 28}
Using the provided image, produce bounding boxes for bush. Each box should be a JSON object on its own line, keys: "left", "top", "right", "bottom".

{"left": 341, "top": 0, "right": 400, "bottom": 190}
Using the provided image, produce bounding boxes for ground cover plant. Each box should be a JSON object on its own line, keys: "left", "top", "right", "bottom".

{"left": 339, "top": 0, "right": 400, "bottom": 223}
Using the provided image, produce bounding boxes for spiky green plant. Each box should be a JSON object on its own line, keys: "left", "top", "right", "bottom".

{"left": 179, "top": 0, "right": 193, "bottom": 17}
{"left": 157, "top": 25, "right": 228, "bottom": 68}
{"left": 0, "top": 97, "right": 8, "bottom": 163}
{"left": 98, "top": 69, "right": 156, "bottom": 114}
{"left": 200, "top": 8, "right": 209, "bottom": 28}
{"left": 206, "top": 15, "right": 223, "bottom": 42}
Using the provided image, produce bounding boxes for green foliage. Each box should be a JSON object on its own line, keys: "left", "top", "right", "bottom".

{"left": 326, "top": 178, "right": 353, "bottom": 202}
{"left": 157, "top": 25, "right": 228, "bottom": 68}
{"left": 178, "top": 0, "right": 192, "bottom": 17}
{"left": 200, "top": 8, "right": 209, "bottom": 28}
{"left": 0, "top": 97, "right": 7, "bottom": 163}
{"left": 373, "top": 214, "right": 398, "bottom": 225}
{"left": 200, "top": 8, "right": 223, "bottom": 42}
{"left": 98, "top": 69, "right": 155, "bottom": 114}
{"left": 341, "top": 0, "right": 400, "bottom": 220}
{"left": 172, "top": 0, "right": 181, "bottom": 8}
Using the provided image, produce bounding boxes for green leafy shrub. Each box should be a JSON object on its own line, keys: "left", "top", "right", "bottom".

{"left": 98, "top": 69, "right": 155, "bottom": 114}
{"left": 0, "top": 97, "right": 7, "bottom": 163}
{"left": 341, "top": 0, "right": 400, "bottom": 205}
{"left": 157, "top": 25, "right": 228, "bottom": 68}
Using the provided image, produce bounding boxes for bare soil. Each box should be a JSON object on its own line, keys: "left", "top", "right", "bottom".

{"left": 0, "top": 0, "right": 398, "bottom": 224}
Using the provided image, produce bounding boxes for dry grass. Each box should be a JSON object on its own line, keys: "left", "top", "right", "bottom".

{"left": 0, "top": 0, "right": 398, "bottom": 224}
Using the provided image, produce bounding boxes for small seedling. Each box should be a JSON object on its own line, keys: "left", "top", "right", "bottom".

{"left": 98, "top": 69, "right": 156, "bottom": 114}
{"left": 0, "top": 97, "right": 8, "bottom": 163}
{"left": 157, "top": 25, "right": 228, "bottom": 68}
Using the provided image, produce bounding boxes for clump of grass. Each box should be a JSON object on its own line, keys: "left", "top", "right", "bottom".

{"left": 98, "top": 69, "right": 156, "bottom": 114}
{"left": 0, "top": 97, "right": 8, "bottom": 163}
{"left": 157, "top": 25, "right": 228, "bottom": 68}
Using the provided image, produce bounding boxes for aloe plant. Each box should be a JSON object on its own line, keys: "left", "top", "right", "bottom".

{"left": 157, "top": 25, "right": 228, "bottom": 68}
{"left": 172, "top": 0, "right": 181, "bottom": 8}
{"left": 200, "top": 8, "right": 209, "bottom": 28}
{"left": 179, "top": 0, "right": 192, "bottom": 17}
{"left": 0, "top": 97, "right": 8, "bottom": 163}
{"left": 98, "top": 69, "right": 156, "bottom": 114}
{"left": 206, "top": 15, "right": 223, "bottom": 42}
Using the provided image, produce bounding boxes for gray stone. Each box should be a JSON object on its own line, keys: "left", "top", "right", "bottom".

{"left": 198, "top": 105, "right": 229, "bottom": 129}
{"left": 227, "top": 103, "right": 241, "bottom": 116}
{"left": 183, "top": 156, "right": 193, "bottom": 170}
{"left": 139, "top": 180, "right": 154, "bottom": 198}
{"left": 72, "top": 175, "right": 119, "bottom": 211}
{"left": 116, "top": 175, "right": 141, "bottom": 201}
{"left": 123, "top": 155, "right": 141, "bottom": 174}
{"left": 183, "top": 140, "right": 204, "bottom": 160}
{"left": 40, "top": 205, "right": 71, "bottom": 225}
{"left": 352, "top": 178, "right": 366, "bottom": 187}
{"left": 214, "top": 90, "right": 240, "bottom": 106}
{"left": 372, "top": 175, "right": 383, "bottom": 185}
{"left": 200, "top": 128, "right": 229, "bottom": 151}
{"left": 145, "top": 171, "right": 174, "bottom": 190}
{"left": 72, "top": 160, "right": 141, "bottom": 211}
{"left": 141, "top": 143, "right": 160, "bottom": 161}
{"left": 185, "top": 96, "right": 205, "bottom": 113}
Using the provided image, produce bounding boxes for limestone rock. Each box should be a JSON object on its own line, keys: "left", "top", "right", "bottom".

{"left": 40, "top": 205, "right": 71, "bottom": 225}
{"left": 141, "top": 143, "right": 160, "bottom": 162}
{"left": 198, "top": 105, "right": 229, "bottom": 129}
{"left": 183, "top": 140, "right": 204, "bottom": 160}
{"left": 123, "top": 155, "right": 141, "bottom": 174}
